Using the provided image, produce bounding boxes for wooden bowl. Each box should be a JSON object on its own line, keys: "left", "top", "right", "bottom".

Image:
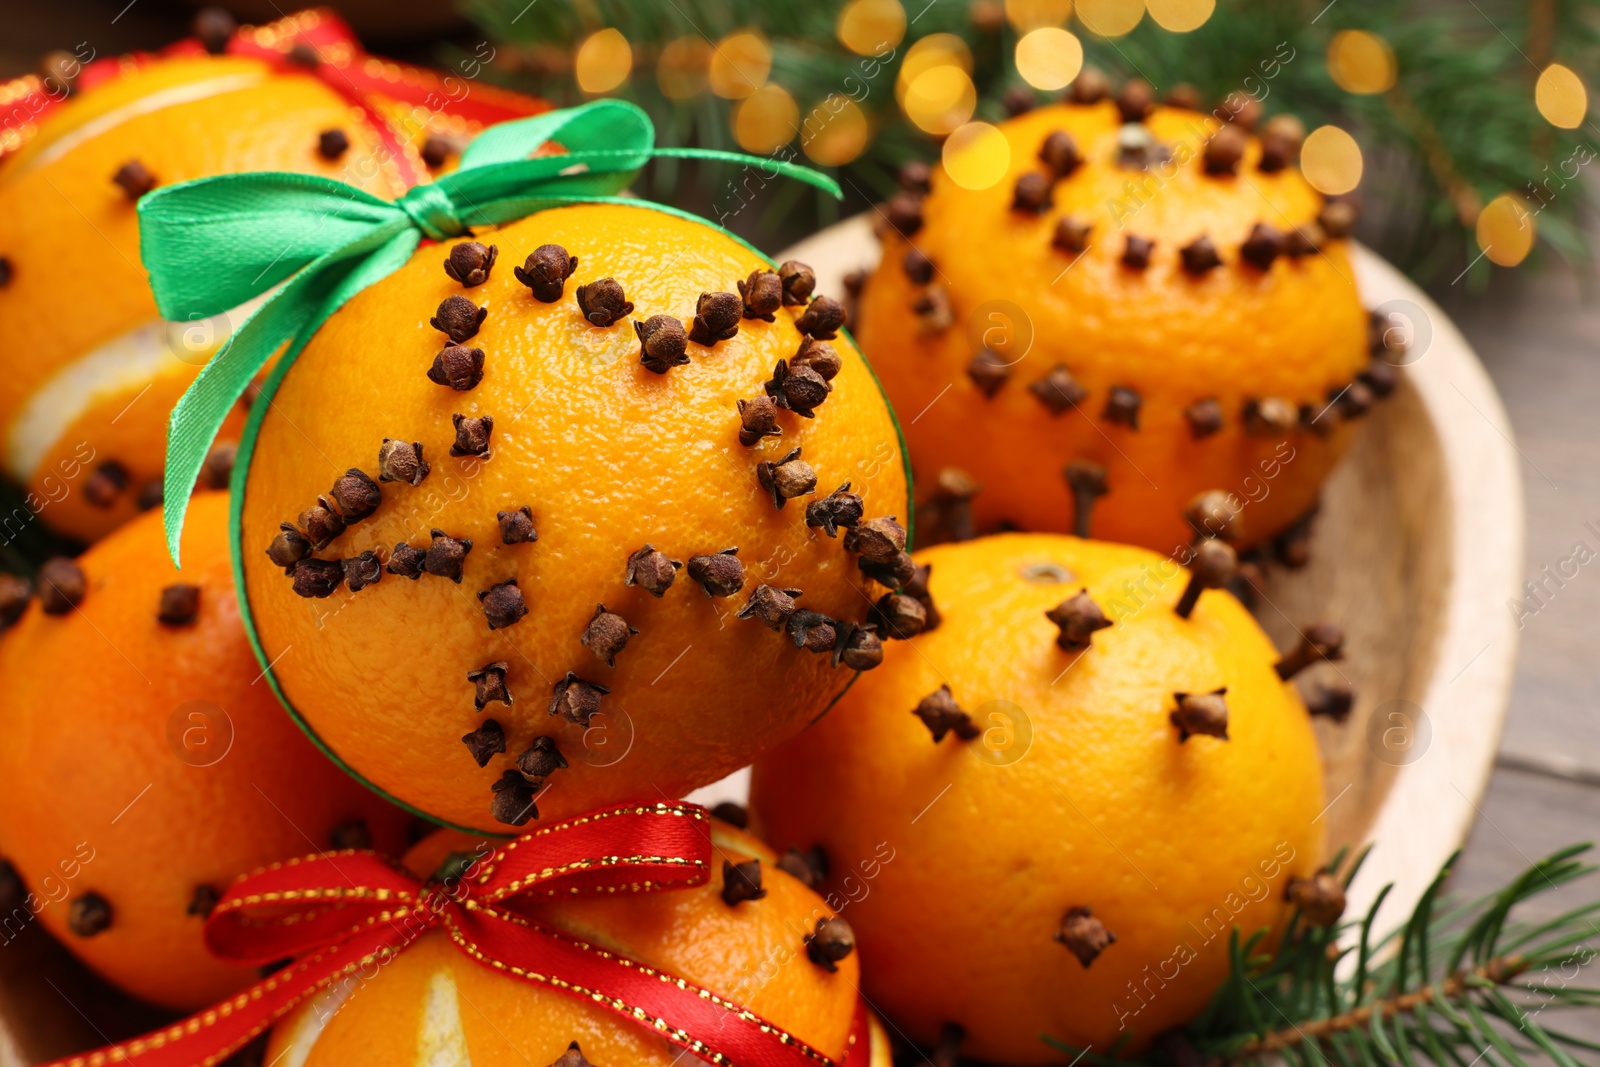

{"left": 0, "top": 219, "right": 1524, "bottom": 1065}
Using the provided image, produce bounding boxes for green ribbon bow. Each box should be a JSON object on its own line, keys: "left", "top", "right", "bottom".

{"left": 142, "top": 99, "right": 842, "bottom": 563}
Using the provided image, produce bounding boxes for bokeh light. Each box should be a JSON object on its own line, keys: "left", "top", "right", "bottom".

{"left": 1145, "top": 0, "right": 1214, "bottom": 32}
{"left": 709, "top": 30, "right": 772, "bottom": 100}
{"left": 657, "top": 36, "right": 712, "bottom": 100}
{"left": 1476, "top": 193, "right": 1535, "bottom": 266}
{"left": 1300, "top": 125, "right": 1363, "bottom": 195}
{"left": 1535, "top": 63, "right": 1588, "bottom": 129}
{"left": 1327, "top": 30, "right": 1397, "bottom": 95}
{"left": 734, "top": 84, "right": 800, "bottom": 153}
{"left": 837, "top": 0, "right": 908, "bottom": 55}
{"left": 803, "top": 95, "right": 871, "bottom": 166}
{"left": 1074, "top": 0, "right": 1144, "bottom": 38}
{"left": 903, "top": 64, "right": 979, "bottom": 135}
{"left": 1005, "top": 0, "right": 1074, "bottom": 31}
{"left": 1015, "top": 27, "right": 1084, "bottom": 91}
{"left": 943, "top": 121, "right": 1013, "bottom": 189}
{"left": 574, "top": 29, "right": 632, "bottom": 94}
{"left": 896, "top": 33, "right": 975, "bottom": 105}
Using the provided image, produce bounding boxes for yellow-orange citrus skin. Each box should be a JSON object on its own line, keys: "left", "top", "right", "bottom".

{"left": 0, "top": 493, "right": 413, "bottom": 1011}
{"left": 750, "top": 534, "right": 1326, "bottom": 1060}
{"left": 857, "top": 102, "right": 1371, "bottom": 552}
{"left": 265, "top": 820, "right": 878, "bottom": 1067}
{"left": 239, "top": 202, "right": 909, "bottom": 834}
{"left": 0, "top": 55, "right": 404, "bottom": 544}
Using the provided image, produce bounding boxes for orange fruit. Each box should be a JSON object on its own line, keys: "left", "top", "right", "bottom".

{"left": 0, "top": 491, "right": 413, "bottom": 1010}
{"left": 750, "top": 533, "right": 1334, "bottom": 1059}
{"left": 0, "top": 53, "right": 409, "bottom": 544}
{"left": 854, "top": 90, "right": 1388, "bottom": 553}
{"left": 265, "top": 817, "right": 890, "bottom": 1067}
{"left": 236, "top": 201, "right": 910, "bottom": 834}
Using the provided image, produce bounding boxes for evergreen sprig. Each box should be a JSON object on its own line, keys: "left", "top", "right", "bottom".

{"left": 1044, "top": 844, "right": 1600, "bottom": 1067}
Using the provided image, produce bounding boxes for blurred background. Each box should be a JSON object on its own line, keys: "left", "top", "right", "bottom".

{"left": 5, "top": 0, "right": 1599, "bottom": 935}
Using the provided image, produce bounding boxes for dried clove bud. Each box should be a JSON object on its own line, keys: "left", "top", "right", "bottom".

{"left": 513, "top": 244, "right": 577, "bottom": 302}
{"left": 581, "top": 604, "right": 637, "bottom": 667}
{"left": 1052, "top": 215, "right": 1093, "bottom": 255}
{"left": 1003, "top": 85, "right": 1037, "bottom": 115}
{"left": 548, "top": 671, "right": 609, "bottom": 726}
{"left": 903, "top": 563, "right": 942, "bottom": 632}
{"left": 329, "top": 468, "right": 382, "bottom": 521}
{"left": 1221, "top": 91, "right": 1262, "bottom": 131}
{"left": 1336, "top": 380, "right": 1375, "bottom": 420}
{"left": 792, "top": 337, "right": 842, "bottom": 381}
{"left": 778, "top": 846, "right": 830, "bottom": 889}
{"left": 1243, "top": 396, "right": 1297, "bottom": 436}
{"left": 624, "top": 545, "right": 681, "bottom": 597}
{"left": 1180, "top": 235, "right": 1222, "bottom": 275}
{"left": 515, "top": 735, "right": 567, "bottom": 785}
{"left": 450, "top": 413, "right": 493, "bottom": 457}
{"left": 898, "top": 159, "right": 933, "bottom": 195}
{"left": 1300, "top": 401, "right": 1336, "bottom": 438}
{"left": 1304, "top": 677, "right": 1355, "bottom": 723}
{"left": 967, "top": 349, "right": 1011, "bottom": 397}
{"left": 1055, "top": 907, "right": 1114, "bottom": 967}
{"left": 843, "top": 516, "right": 906, "bottom": 563}
{"left": 1171, "top": 689, "right": 1230, "bottom": 741}
{"left": 1120, "top": 235, "right": 1154, "bottom": 270}
{"left": 461, "top": 719, "right": 506, "bottom": 767}
{"left": 1175, "top": 538, "right": 1237, "bottom": 618}
{"left": 428, "top": 345, "right": 486, "bottom": 391}
{"left": 764, "top": 359, "right": 831, "bottom": 418}
{"left": 911, "top": 285, "right": 954, "bottom": 336}
{"left": 738, "top": 269, "right": 783, "bottom": 321}
{"left": 136, "top": 479, "right": 164, "bottom": 512}
{"left": 1275, "top": 622, "right": 1345, "bottom": 679}
{"left": 806, "top": 483, "right": 865, "bottom": 537}
{"left": 37, "top": 557, "right": 85, "bottom": 615}
{"left": 687, "top": 547, "right": 745, "bottom": 598}
{"left": 1259, "top": 114, "right": 1306, "bottom": 172}
{"left": 317, "top": 129, "right": 349, "bottom": 160}
{"left": 576, "top": 278, "right": 634, "bottom": 327}
{"left": 479, "top": 579, "right": 528, "bottom": 630}
{"left": 1185, "top": 490, "right": 1240, "bottom": 541}
{"left": 835, "top": 622, "right": 885, "bottom": 671}
{"left": 1285, "top": 871, "right": 1346, "bottom": 927}
{"left": 378, "top": 439, "right": 430, "bottom": 486}
{"left": 1115, "top": 124, "right": 1169, "bottom": 169}
{"left": 688, "top": 290, "right": 742, "bottom": 345}
{"left": 497, "top": 505, "right": 537, "bottom": 545}
{"left": 1115, "top": 78, "right": 1154, "bottom": 123}
{"left": 777, "top": 260, "right": 816, "bottom": 306}
{"left": 1184, "top": 398, "right": 1224, "bottom": 440}
{"left": 756, "top": 447, "right": 818, "bottom": 509}
{"left": 343, "top": 550, "right": 383, "bottom": 592}
{"left": 1239, "top": 223, "right": 1285, "bottom": 270}
{"left": 1067, "top": 67, "right": 1109, "bottom": 104}
{"left": 0, "top": 574, "right": 31, "bottom": 631}
{"left": 194, "top": 7, "right": 237, "bottom": 53}
{"left": 157, "top": 583, "right": 201, "bottom": 625}
{"left": 1029, "top": 364, "right": 1087, "bottom": 415}
{"left": 443, "top": 242, "right": 497, "bottom": 287}
{"left": 871, "top": 592, "right": 927, "bottom": 640}
{"left": 859, "top": 550, "right": 917, "bottom": 590}
{"left": 1165, "top": 83, "right": 1203, "bottom": 110}
{"left": 1038, "top": 130, "right": 1083, "bottom": 177}
{"left": 882, "top": 192, "right": 924, "bottom": 237}
{"left": 1046, "top": 590, "right": 1111, "bottom": 650}
{"left": 467, "top": 662, "right": 512, "bottom": 710}
{"left": 113, "top": 160, "right": 157, "bottom": 200}
{"left": 1203, "top": 124, "right": 1247, "bottom": 176}
{"left": 736, "top": 396, "right": 783, "bottom": 447}
{"left": 83, "top": 462, "right": 129, "bottom": 508}
{"left": 635, "top": 314, "right": 690, "bottom": 373}
{"left": 738, "top": 585, "right": 803, "bottom": 631}
{"left": 420, "top": 135, "right": 453, "bottom": 169}
{"left": 187, "top": 883, "right": 221, "bottom": 918}
{"left": 787, "top": 610, "right": 838, "bottom": 654}
{"left": 545, "top": 1044, "right": 591, "bottom": 1067}
{"left": 1360, "top": 362, "right": 1399, "bottom": 398}
{"left": 1285, "top": 222, "right": 1324, "bottom": 257}
{"left": 424, "top": 529, "right": 473, "bottom": 583}
{"left": 722, "top": 859, "right": 767, "bottom": 906}
{"left": 1319, "top": 200, "right": 1359, "bottom": 239}
{"left": 1011, "top": 172, "right": 1054, "bottom": 214}
{"left": 285, "top": 41, "right": 320, "bottom": 67}
{"left": 68, "top": 893, "right": 112, "bottom": 937}
{"left": 913, "top": 684, "right": 979, "bottom": 742}
{"left": 902, "top": 247, "right": 936, "bottom": 286}
{"left": 386, "top": 542, "right": 424, "bottom": 580}
{"left": 490, "top": 770, "right": 538, "bottom": 826}
{"left": 711, "top": 801, "right": 749, "bottom": 828}
{"left": 291, "top": 558, "right": 344, "bottom": 599}
{"left": 805, "top": 916, "right": 855, "bottom": 972}
{"left": 198, "top": 454, "right": 239, "bottom": 495}
{"left": 1063, "top": 460, "right": 1109, "bottom": 539}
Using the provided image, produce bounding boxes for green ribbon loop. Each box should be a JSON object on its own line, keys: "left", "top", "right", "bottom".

{"left": 142, "top": 99, "right": 842, "bottom": 564}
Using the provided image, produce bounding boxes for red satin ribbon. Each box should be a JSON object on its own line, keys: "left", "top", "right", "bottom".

{"left": 0, "top": 7, "right": 547, "bottom": 181}
{"left": 38, "top": 802, "right": 863, "bottom": 1067}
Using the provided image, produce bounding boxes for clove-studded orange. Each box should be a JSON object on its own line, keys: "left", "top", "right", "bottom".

{"left": 750, "top": 533, "right": 1337, "bottom": 1060}
{"left": 854, "top": 87, "right": 1393, "bottom": 553}
{"left": 238, "top": 202, "right": 909, "bottom": 833}
{"left": 0, "top": 492, "right": 412, "bottom": 1010}
{"left": 263, "top": 815, "right": 890, "bottom": 1067}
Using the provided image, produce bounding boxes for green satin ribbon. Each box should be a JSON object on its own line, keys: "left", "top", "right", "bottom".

{"left": 142, "top": 99, "right": 842, "bottom": 564}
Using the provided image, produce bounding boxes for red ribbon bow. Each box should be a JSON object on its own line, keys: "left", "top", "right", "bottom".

{"left": 41, "top": 802, "right": 862, "bottom": 1067}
